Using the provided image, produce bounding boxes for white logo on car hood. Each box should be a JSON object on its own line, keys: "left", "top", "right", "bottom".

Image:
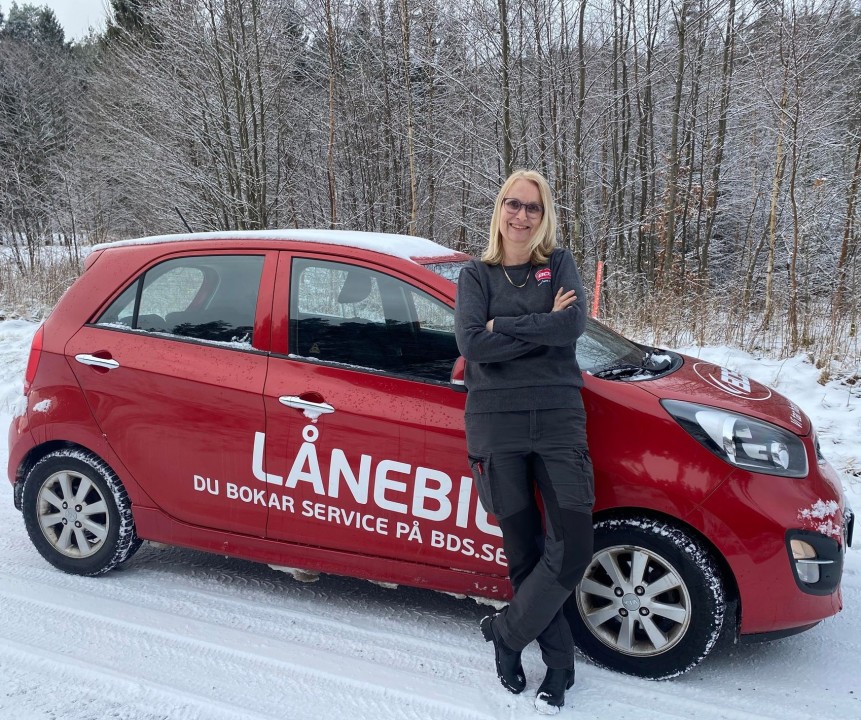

{"left": 692, "top": 363, "right": 772, "bottom": 401}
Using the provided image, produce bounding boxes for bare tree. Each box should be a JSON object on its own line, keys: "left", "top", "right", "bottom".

{"left": 3, "top": 0, "right": 860, "bottom": 365}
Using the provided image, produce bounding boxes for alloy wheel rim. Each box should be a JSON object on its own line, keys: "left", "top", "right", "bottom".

{"left": 576, "top": 544, "right": 692, "bottom": 657}
{"left": 36, "top": 470, "right": 110, "bottom": 559}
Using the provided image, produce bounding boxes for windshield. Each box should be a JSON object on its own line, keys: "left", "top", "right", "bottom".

{"left": 425, "top": 260, "right": 662, "bottom": 377}
{"left": 577, "top": 320, "right": 646, "bottom": 373}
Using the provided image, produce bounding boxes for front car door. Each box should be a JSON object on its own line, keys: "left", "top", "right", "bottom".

{"left": 261, "top": 251, "right": 506, "bottom": 580}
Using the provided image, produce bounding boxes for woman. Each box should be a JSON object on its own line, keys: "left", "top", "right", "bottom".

{"left": 454, "top": 170, "right": 594, "bottom": 714}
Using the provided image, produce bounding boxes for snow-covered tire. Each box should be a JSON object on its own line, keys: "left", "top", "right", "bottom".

{"left": 22, "top": 449, "right": 142, "bottom": 576}
{"left": 565, "top": 518, "right": 725, "bottom": 679}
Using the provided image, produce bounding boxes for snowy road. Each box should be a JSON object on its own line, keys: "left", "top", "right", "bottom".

{"left": 1, "top": 320, "right": 859, "bottom": 719}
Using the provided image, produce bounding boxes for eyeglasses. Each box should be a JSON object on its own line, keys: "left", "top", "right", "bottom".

{"left": 502, "top": 197, "right": 544, "bottom": 217}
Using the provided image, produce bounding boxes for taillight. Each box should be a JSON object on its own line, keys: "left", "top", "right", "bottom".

{"left": 23, "top": 324, "right": 44, "bottom": 395}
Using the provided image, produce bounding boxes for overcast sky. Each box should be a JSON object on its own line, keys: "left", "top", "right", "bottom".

{"left": 29, "top": 0, "right": 110, "bottom": 40}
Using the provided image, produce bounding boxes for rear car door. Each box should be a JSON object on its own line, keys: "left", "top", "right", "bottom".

{"left": 262, "top": 251, "right": 506, "bottom": 575}
{"left": 65, "top": 250, "right": 276, "bottom": 536}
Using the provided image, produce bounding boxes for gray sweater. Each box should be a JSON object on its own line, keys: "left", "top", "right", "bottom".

{"left": 454, "top": 248, "right": 587, "bottom": 413}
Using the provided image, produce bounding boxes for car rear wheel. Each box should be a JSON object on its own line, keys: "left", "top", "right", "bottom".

{"left": 22, "top": 449, "right": 142, "bottom": 576}
{"left": 565, "top": 518, "right": 726, "bottom": 679}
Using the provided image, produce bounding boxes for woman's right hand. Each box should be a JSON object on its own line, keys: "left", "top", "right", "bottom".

{"left": 553, "top": 287, "right": 577, "bottom": 312}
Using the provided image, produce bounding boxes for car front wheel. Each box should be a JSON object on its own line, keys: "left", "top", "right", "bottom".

{"left": 565, "top": 518, "right": 727, "bottom": 679}
{"left": 22, "top": 449, "right": 142, "bottom": 576}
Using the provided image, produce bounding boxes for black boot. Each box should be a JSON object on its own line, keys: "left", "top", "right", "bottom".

{"left": 480, "top": 613, "right": 526, "bottom": 694}
{"left": 534, "top": 664, "right": 576, "bottom": 714}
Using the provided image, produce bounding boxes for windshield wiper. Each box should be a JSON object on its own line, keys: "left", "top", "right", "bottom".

{"left": 591, "top": 352, "right": 673, "bottom": 380}
{"left": 592, "top": 363, "right": 649, "bottom": 379}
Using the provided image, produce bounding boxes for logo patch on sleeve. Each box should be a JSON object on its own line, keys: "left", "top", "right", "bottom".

{"left": 535, "top": 268, "right": 552, "bottom": 285}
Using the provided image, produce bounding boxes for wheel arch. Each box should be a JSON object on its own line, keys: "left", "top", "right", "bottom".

{"left": 14, "top": 440, "right": 77, "bottom": 510}
{"left": 592, "top": 505, "right": 741, "bottom": 641}
{"left": 14, "top": 441, "right": 115, "bottom": 510}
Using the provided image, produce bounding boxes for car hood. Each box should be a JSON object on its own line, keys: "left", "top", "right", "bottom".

{"left": 636, "top": 354, "right": 811, "bottom": 436}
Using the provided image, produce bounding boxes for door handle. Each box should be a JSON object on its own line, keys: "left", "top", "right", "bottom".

{"left": 75, "top": 354, "right": 120, "bottom": 370}
{"left": 279, "top": 395, "right": 335, "bottom": 417}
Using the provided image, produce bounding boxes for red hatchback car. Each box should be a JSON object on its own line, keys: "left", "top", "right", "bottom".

{"left": 7, "top": 230, "right": 853, "bottom": 679}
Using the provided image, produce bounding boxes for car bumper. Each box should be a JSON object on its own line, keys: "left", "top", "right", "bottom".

{"left": 7, "top": 407, "right": 34, "bottom": 511}
{"left": 691, "top": 458, "right": 848, "bottom": 636}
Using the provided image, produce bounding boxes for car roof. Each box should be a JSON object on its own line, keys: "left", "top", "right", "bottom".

{"left": 92, "top": 229, "right": 469, "bottom": 264}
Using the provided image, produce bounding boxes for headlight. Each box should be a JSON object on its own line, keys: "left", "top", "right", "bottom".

{"left": 661, "top": 400, "right": 809, "bottom": 478}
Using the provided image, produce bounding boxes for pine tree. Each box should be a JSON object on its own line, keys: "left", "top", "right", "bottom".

{"left": 105, "top": 0, "right": 155, "bottom": 44}
{"left": 0, "top": 3, "right": 65, "bottom": 47}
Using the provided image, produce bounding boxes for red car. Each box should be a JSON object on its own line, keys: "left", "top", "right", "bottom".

{"left": 7, "top": 230, "right": 853, "bottom": 679}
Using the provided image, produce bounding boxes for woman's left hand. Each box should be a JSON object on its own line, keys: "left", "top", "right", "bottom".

{"left": 553, "top": 287, "right": 578, "bottom": 312}
{"left": 485, "top": 319, "right": 494, "bottom": 332}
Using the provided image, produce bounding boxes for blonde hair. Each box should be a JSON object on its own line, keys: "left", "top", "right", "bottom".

{"left": 482, "top": 169, "right": 557, "bottom": 266}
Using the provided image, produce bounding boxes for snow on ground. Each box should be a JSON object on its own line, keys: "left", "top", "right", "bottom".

{"left": 0, "top": 319, "right": 859, "bottom": 720}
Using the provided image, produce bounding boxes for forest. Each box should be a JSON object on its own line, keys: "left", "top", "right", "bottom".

{"left": 1, "top": 0, "right": 859, "bottom": 370}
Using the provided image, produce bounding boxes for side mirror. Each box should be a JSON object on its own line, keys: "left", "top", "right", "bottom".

{"left": 450, "top": 356, "right": 467, "bottom": 392}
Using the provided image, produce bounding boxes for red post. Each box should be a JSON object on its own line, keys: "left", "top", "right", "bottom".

{"left": 591, "top": 261, "right": 604, "bottom": 318}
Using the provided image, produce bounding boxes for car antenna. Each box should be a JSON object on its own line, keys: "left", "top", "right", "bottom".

{"left": 175, "top": 206, "right": 194, "bottom": 233}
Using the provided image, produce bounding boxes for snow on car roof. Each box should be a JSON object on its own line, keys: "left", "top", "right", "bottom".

{"left": 92, "top": 229, "right": 465, "bottom": 263}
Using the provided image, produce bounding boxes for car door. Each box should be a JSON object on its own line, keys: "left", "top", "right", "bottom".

{"left": 262, "top": 251, "right": 506, "bottom": 576}
{"left": 65, "top": 250, "right": 276, "bottom": 536}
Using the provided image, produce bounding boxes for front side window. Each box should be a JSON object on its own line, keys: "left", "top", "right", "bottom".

{"left": 96, "top": 254, "right": 264, "bottom": 347}
{"left": 424, "top": 260, "right": 469, "bottom": 283}
{"left": 290, "top": 258, "right": 460, "bottom": 381}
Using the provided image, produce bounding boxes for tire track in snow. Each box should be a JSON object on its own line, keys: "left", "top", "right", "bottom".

{"left": 567, "top": 668, "right": 843, "bottom": 720}
{"left": 1, "top": 566, "right": 847, "bottom": 720}
{"left": 1, "top": 639, "right": 284, "bottom": 720}
{"left": 3, "top": 492, "right": 859, "bottom": 719}
{"left": 0, "top": 558, "right": 490, "bottom": 689}
{"left": 0, "top": 574, "right": 505, "bottom": 720}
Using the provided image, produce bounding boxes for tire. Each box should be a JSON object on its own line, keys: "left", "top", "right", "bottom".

{"left": 565, "top": 518, "right": 726, "bottom": 679}
{"left": 22, "top": 449, "right": 142, "bottom": 576}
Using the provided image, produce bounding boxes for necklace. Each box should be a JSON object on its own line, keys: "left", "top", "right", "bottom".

{"left": 502, "top": 263, "right": 530, "bottom": 288}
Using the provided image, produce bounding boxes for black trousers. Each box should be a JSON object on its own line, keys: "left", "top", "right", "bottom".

{"left": 466, "top": 401, "right": 594, "bottom": 669}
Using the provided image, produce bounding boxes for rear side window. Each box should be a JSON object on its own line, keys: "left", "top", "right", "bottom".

{"left": 95, "top": 255, "right": 264, "bottom": 347}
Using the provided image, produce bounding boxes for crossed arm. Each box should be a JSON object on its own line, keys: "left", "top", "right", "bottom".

{"left": 454, "top": 254, "right": 587, "bottom": 362}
